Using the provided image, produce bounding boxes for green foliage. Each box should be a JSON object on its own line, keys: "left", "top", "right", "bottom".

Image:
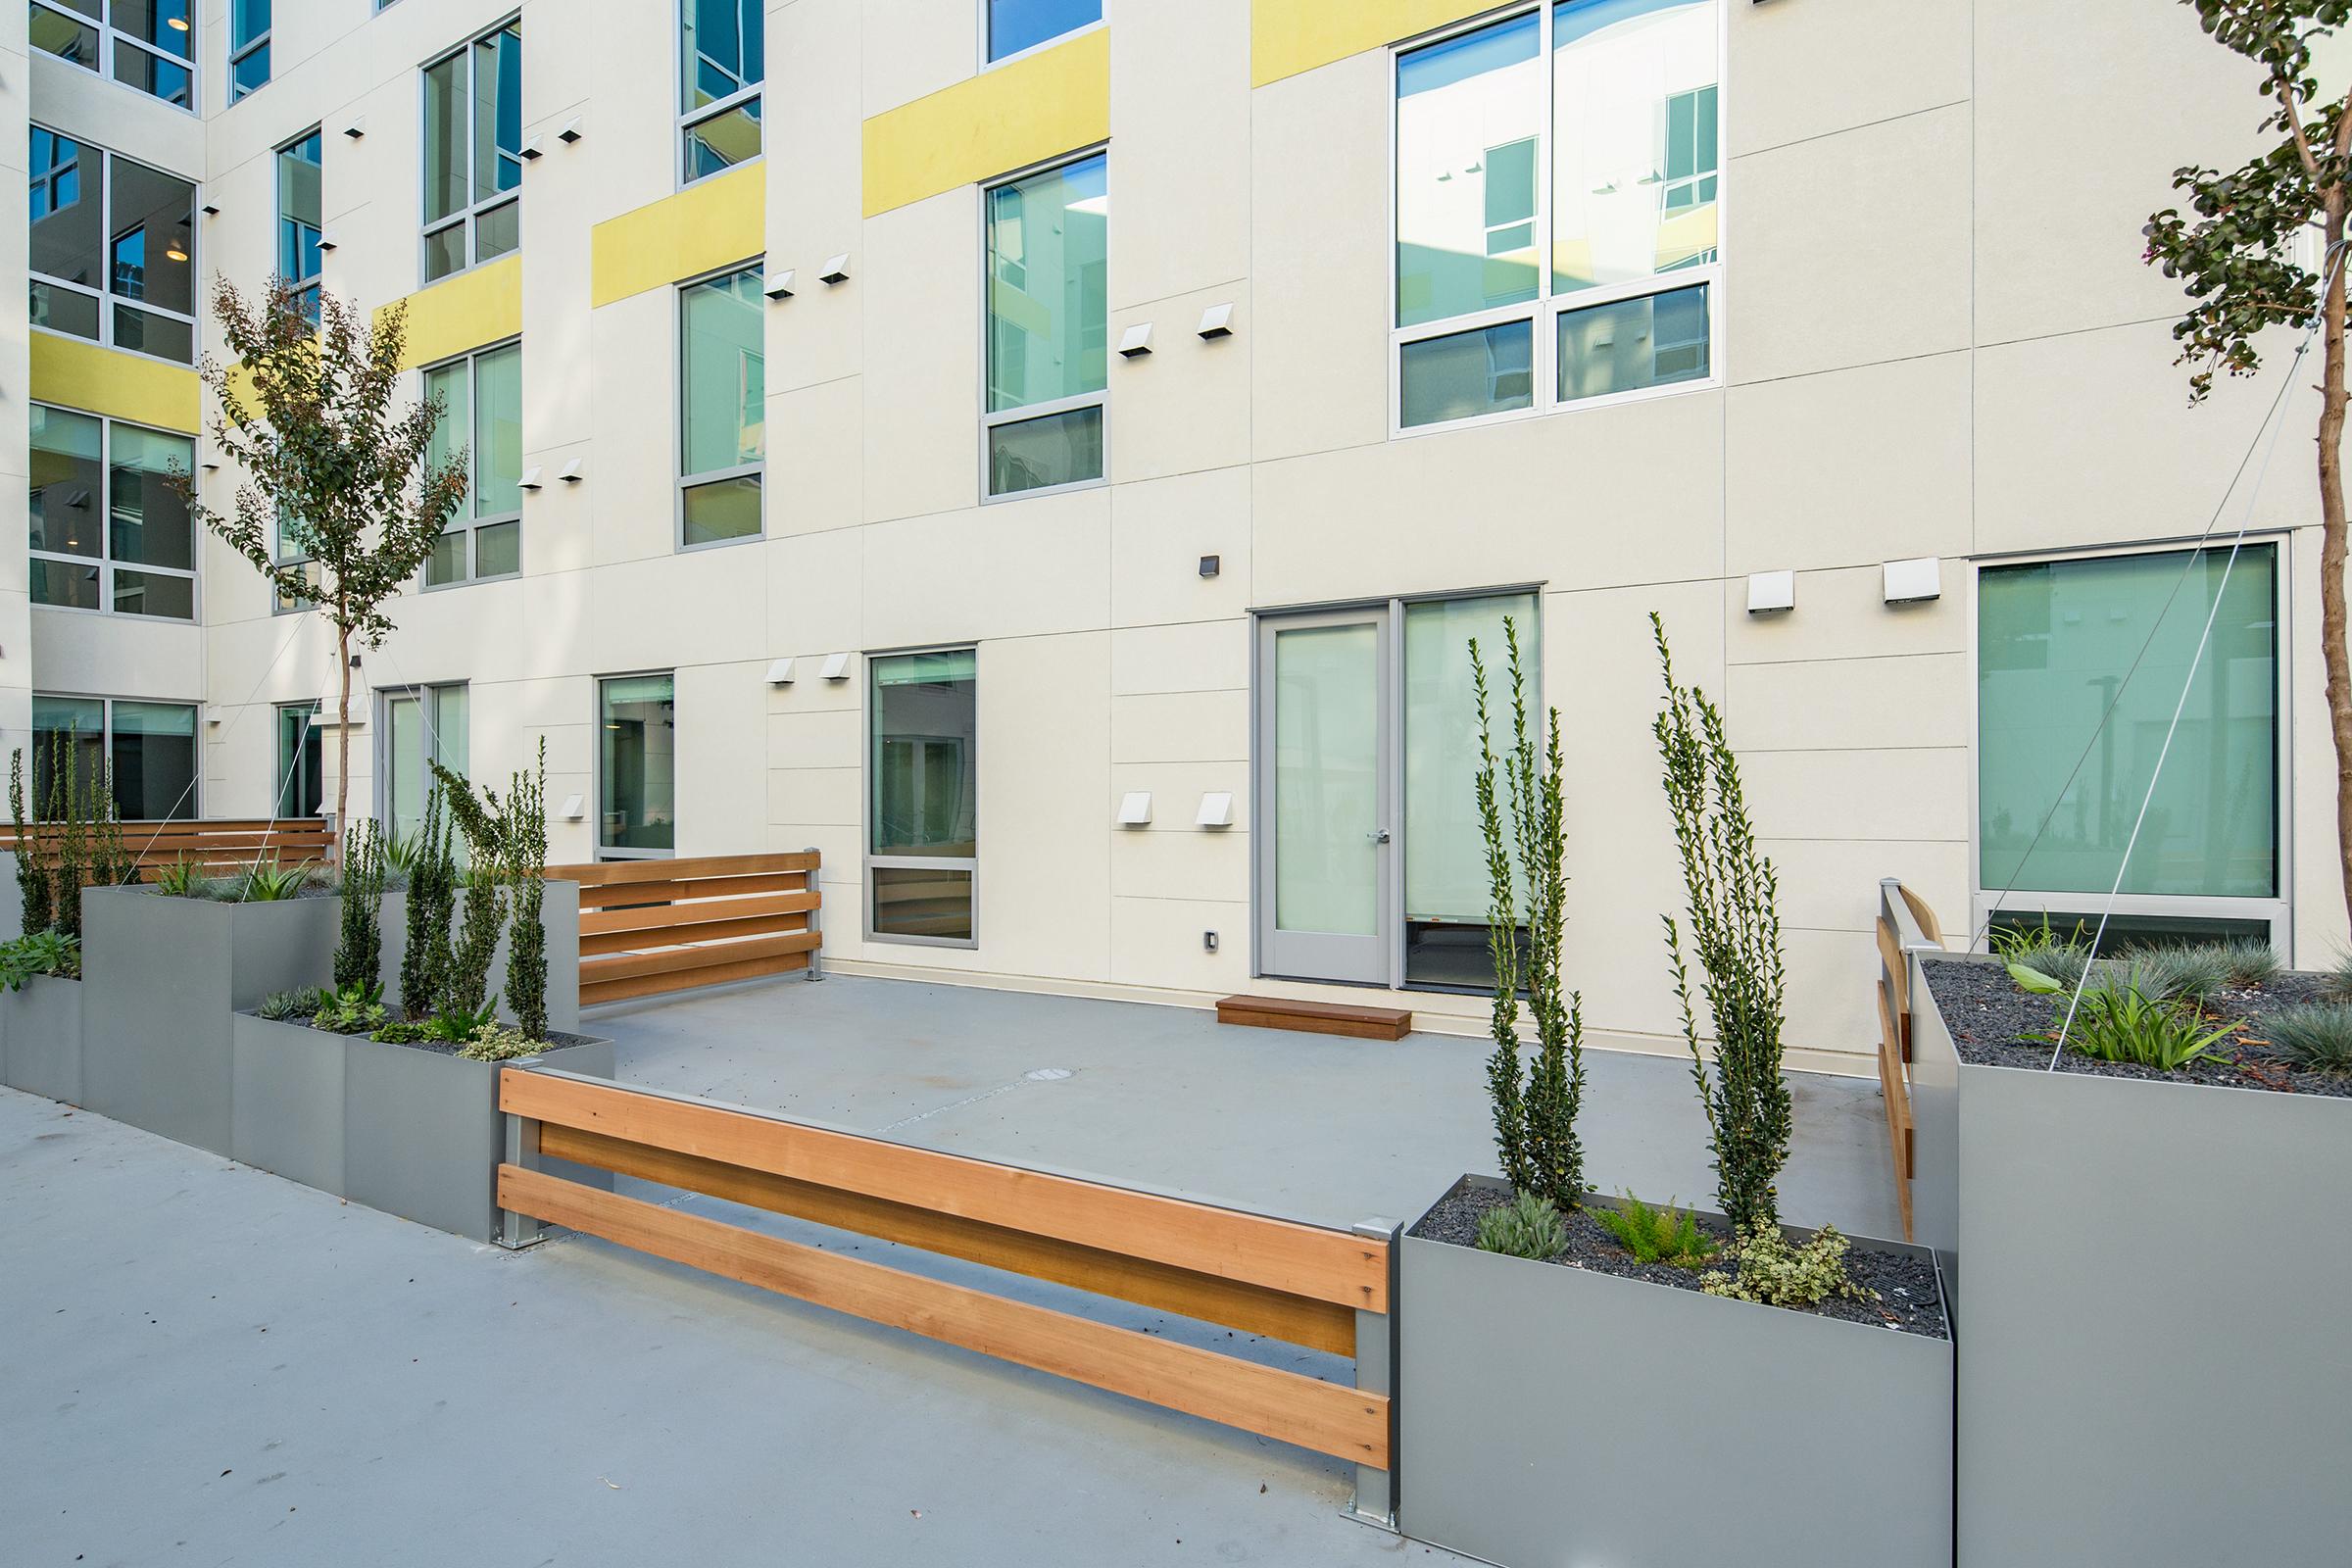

{"left": 2327, "top": 951, "right": 2352, "bottom": 1001}
{"left": 1470, "top": 619, "right": 1584, "bottom": 1211}
{"left": 0, "top": 929, "right": 81, "bottom": 991}
{"left": 501, "top": 741, "right": 551, "bottom": 1041}
{"left": 1702, "top": 1223, "right": 1873, "bottom": 1310}
{"left": 257, "top": 987, "right": 326, "bottom": 1021}
{"left": 1652, "top": 613, "right": 1790, "bottom": 1234}
{"left": 2039, "top": 979, "right": 2241, "bottom": 1071}
{"left": 230, "top": 857, "right": 316, "bottom": 902}
{"left": 2007, "top": 961, "right": 2065, "bottom": 995}
{"left": 24, "top": 730, "right": 131, "bottom": 942}
{"left": 151, "top": 856, "right": 205, "bottom": 898}
{"left": 2220, "top": 936, "right": 2282, "bottom": 987}
{"left": 457, "top": 1022, "right": 548, "bottom": 1062}
{"left": 10, "top": 748, "right": 52, "bottom": 935}
{"left": 1592, "top": 1192, "right": 1719, "bottom": 1270}
{"left": 399, "top": 789, "right": 458, "bottom": 1018}
{"left": 368, "top": 1018, "right": 429, "bottom": 1045}
{"left": 1474, "top": 1192, "right": 1569, "bottom": 1261}
{"left": 421, "top": 1002, "right": 498, "bottom": 1044}
{"left": 2129, "top": 943, "right": 2234, "bottom": 1006}
{"left": 309, "top": 980, "right": 387, "bottom": 1035}
{"left": 2261, "top": 1003, "right": 2352, "bottom": 1072}
{"left": 333, "top": 820, "right": 386, "bottom": 993}
{"left": 433, "top": 761, "right": 507, "bottom": 1020}
{"left": 1991, "top": 914, "right": 2095, "bottom": 989}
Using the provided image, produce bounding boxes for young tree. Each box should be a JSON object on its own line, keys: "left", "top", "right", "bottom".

{"left": 176, "top": 279, "right": 468, "bottom": 854}
{"left": 2146, "top": 1, "right": 2352, "bottom": 922}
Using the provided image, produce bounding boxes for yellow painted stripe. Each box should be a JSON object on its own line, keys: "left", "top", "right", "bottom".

{"left": 590, "top": 164, "right": 765, "bottom": 309}
{"left": 862, "top": 27, "right": 1109, "bottom": 218}
{"left": 28, "top": 334, "right": 202, "bottom": 433}
{"left": 1252, "top": 0, "right": 1488, "bottom": 88}
{"left": 378, "top": 254, "right": 524, "bottom": 370}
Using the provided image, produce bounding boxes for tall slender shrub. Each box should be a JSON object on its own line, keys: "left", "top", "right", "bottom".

{"left": 502, "top": 741, "right": 550, "bottom": 1041}
{"left": 1470, "top": 617, "right": 1586, "bottom": 1212}
{"left": 434, "top": 760, "right": 507, "bottom": 1018}
{"left": 334, "top": 819, "right": 386, "bottom": 993}
{"left": 82, "top": 765, "right": 130, "bottom": 895}
{"left": 10, "top": 749, "right": 53, "bottom": 935}
{"left": 400, "top": 790, "right": 457, "bottom": 1017}
{"left": 45, "top": 733, "right": 87, "bottom": 942}
{"left": 1651, "top": 612, "right": 1790, "bottom": 1233}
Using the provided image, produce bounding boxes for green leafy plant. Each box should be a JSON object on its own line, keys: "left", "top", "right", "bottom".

{"left": 457, "top": 1022, "right": 548, "bottom": 1062}
{"left": 0, "top": 929, "right": 81, "bottom": 991}
{"left": 431, "top": 761, "right": 507, "bottom": 1021}
{"left": 399, "top": 789, "right": 457, "bottom": 1018}
{"left": 333, "top": 820, "right": 386, "bottom": 993}
{"left": 368, "top": 1018, "right": 428, "bottom": 1045}
{"left": 2259, "top": 1003, "right": 2352, "bottom": 1072}
{"left": 9, "top": 748, "right": 53, "bottom": 936}
{"left": 501, "top": 741, "right": 550, "bottom": 1041}
{"left": 420, "top": 1002, "right": 498, "bottom": 1045}
{"left": 1470, "top": 619, "right": 1584, "bottom": 1212}
{"left": 2220, "top": 936, "right": 2282, "bottom": 988}
{"left": 151, "top": 855, "right": 205, "bottom": 898}
{"left": 1653, "top": 613, "right": 1790, "bottom": 1234}
{"left": 257, "top": 987, "right": 325, "bottom": 1022}
{"left": 1592, "top": 1192, "right": 1719, "bottom": 1270}
{"left": 2129, "top": 943, "right": 2234, "bottom": 1007}
{"left": 232, "top": 857, "right": 316, "bottom": 903}
{"left": 1474, "top": 1191, "right": 1569, "bottom": 1261}
{"left": 378, "top": 826, "right": 424, "bottom": 881}
{"left": 1702, "top": 1223, "right": 1872, "bottom": 1309}
{"left": 24, "top": 730, "right": 131, "bottom": 942}
{"left": 309, "top": 980, "right": 388, "bottom": 1035}
{"left": 1991, "top": 914, "right": 2094, "bottom": 991}
{"left": 2038, "top": 980, "right": 2241, "bottom": 1071}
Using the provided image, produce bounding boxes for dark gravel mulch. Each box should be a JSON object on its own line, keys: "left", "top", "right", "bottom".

{"left": 1923, "top": 957, "right": 2352, "bottom": 1100}
{"left": 1410, "top": 1179, "right": 1949, "bottom": 1341}
{"left": 243, "top": 1008, "right": 597, "bottom": 1058}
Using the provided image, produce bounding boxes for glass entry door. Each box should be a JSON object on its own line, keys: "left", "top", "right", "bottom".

{"left": 1257, "top": 609, "right": 1393, "bottom": 984}
{"left": 380, "top": 684, "right": 467, "bottom": 842}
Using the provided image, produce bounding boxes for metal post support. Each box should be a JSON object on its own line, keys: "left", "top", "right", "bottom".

{"left": 1346, "top": 1217, "right": 1402, "bottom": 1531}
{"left": 497, "top": 1083, "right": 545, "bottom": 1250}
{"left": 805, "top": 847, "right": 825, "bottom": 981}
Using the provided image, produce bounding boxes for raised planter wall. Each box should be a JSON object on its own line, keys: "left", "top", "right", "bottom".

{"left": 1397, "top": 1178, "right": 1953, "bottom": 1568}
{"left": 0, "top": 973, "right": 84, "bottom": 1103}
{"left": 1910, "top": 956, "right": 2352, "bottom": 1567}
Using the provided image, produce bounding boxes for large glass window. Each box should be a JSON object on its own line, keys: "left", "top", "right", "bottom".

{"left": 28, "top": 126, "right": 198, "bottom": 364}
{"left": 276, "top": 702, "right": 323, "bottom": 820}
{"left": 600, "top": 674, "right": 676, "bottom": 858}
{"left": 679, "top": 266, "right": 765, "bottom": 546}
{"left": 422, "top": 341, "right": 522, "bottom": 586}
{"left": 31, "top": 695, "right": 198, "bottom": 821}
{"left": 382, "top": 684, "right": 467, "bottom": 843}
{"left": 1979, "top": 546, "right": 2280, "bottom": 910}
{"left": 421, "top": 19, "right": 521, "bottom": 284}
{"left": 1394, "top": 0, "right": 1719, "bottom": 429}
{"left": 681, "top": 0, "right": 762, "bottom": 182}
{"left": 276, "top": 128, "right": 322, "bottom": 322}
{"left": 987, "top": 0, "right": 1100, "bottom": 63}
{"left": 29, "top": 0, "right": 194, "bottom": 110}
{"left": 28, "top": 405, "right": 197, "bottom": 620}
{"left": 868, "top": 651, "right": 977, "bottom": 944}
{"left": 984, "top": 152, "right": 1106, "bottom": 498}
{"left": 229, "top": 0, "right": 269, "bottom": 99}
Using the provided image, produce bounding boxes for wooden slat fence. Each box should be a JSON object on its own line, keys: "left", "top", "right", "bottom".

{"left": 1874, "top": 879, "right": 1945, "bottom": 1242}
{"left": 550, "top": 852, "right": 822, "bottom": 1007}
{"left": 1, "top": 817, "right": 336, "bottom": 879}
{"left": 496, "top": 1068, "right": 1396, "bottom": 1490}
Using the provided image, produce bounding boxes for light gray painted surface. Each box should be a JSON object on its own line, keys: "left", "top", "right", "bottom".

{"left": 344, "top": 1035, "right": 613, "bottom": 1243}
{"left": 0, "top": 1087, "right": 1480, "bottom": 1568}
{"left": 77, "top": 888, "right": 339, "bottom": 1155}
{"left": 229, "top": 1013, "right": 346, "bottom": 1197}
{"left": 1953, "top": 1056, "right": 2352, "bottom": 1567}
{"left": 0, "top": 974, "right": 81, "bottom": 1103}
{"left": 1907, "top": 952, "right": 1964, "bottom": 1301}
{"left": 377, "top": 879, "right": 581, "bottom": 1035}
{"left": 1398, "top": 1180, "right": 1953, "bottom": 1568}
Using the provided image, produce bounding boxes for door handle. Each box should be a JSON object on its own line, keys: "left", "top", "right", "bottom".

{"left": 1367, "top": 828, "right": 1392, "bottom": 845}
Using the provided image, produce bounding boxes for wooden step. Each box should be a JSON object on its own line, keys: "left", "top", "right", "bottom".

{"left": 1215, "top": 995, "right": 1412, "bottom": 1042}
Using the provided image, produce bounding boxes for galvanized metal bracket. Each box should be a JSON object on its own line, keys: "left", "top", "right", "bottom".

{"left": 496, "top": 1091, "right": 545, "bottom": 1250}
{"left": 1344, "top": 1216, "right": 1401, "bottom": 1532}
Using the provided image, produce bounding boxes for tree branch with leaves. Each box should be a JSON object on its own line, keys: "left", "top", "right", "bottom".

{"left": 172, "top": 279, "right": 469, "bottom": 855}
{"left": 2147, "top": 0, "right": 2352, "bottom": 924}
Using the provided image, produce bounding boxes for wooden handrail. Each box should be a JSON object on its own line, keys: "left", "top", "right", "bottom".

{"left": 540, "top": 851, "right": 823, "bottom": 1004}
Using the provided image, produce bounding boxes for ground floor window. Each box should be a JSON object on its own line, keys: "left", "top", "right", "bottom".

{"left": 599, "top": 673, "right": 675, "bottom": 858}
{"left": 867, "top": 649, "right": 977, "bottom": 945}
{"left": 275, "top": 701, "right": 323, "bottom": 820}
{"left": 1255, "top": 590, "right": 1538, "bottom": 991}
{"left": 30, "top": 694, "right": 198, "bottom": 820}
{"left": 381, "top": 684, "right": 467, "bottom": 844}
{"left": 1977, "top": 542, "right": 2281, "bottom": 942}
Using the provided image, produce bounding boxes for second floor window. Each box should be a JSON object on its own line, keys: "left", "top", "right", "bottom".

{"left": 28, "top": 404, "right": 197, "bottom": 622}
{"left": 422, "top": 341, "right": 523, "bottom": 586}
{"left": 422, "top": 19, "right": 521, "bottom": 284}
{"left": 987, "top": 0, "right": 1100, "bottom": 63}
{"left": 229, "top": 0, "right": 270, "bottom": 99}
{"left": 30, "top": 0, "right": 195, "bottom": 110}
{"left": 680, "top": 0, "right": 761, "bottom": 182}
{"left": 276, "top": 128, "right": 322, "bottom": 321}
{"left": 678, "top": 267, "right": 764, "bottom": 547}
{"left": 29, "top": 126, "right": 198, "bottom": 364}
{"left": 984, "top": 152, "right": 1106, "bottom": 498}
{"left": 1393, "top": 0, "right": 1721, "bottom": 431}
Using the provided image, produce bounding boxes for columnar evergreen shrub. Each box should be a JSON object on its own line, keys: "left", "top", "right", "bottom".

{"left": 45, "top": 734, "right": 87, "bottom": 942}
{"left": 10, "top": 749, "right": 53, "bottom": 936}
{"left": 1652, "top": 612, "right": 1790, "bottom": 1234}
{"left": 334, "top": 820, "right": 386, "bottom": 993}
{"left": 501, "top": 741, "right": 550, "bottom": 1041}
{"left": 400, "top": 790, "right": 458, "bottom": 1017}
{"left": 433, "top": 760, "right": 507, "bottom": 1018}
{"left": 1471, "top": 618, "right": 1585, "bottom": 1212}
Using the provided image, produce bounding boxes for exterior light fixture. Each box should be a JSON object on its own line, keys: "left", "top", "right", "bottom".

{"left": 765, "top": 658, "right": 796, "bottom": 684}
{"left": 1118, "top": 791, "right": 1152, "bottom": 826}
{"left": 764, "top": 270, "right": 796, "bottom": 299}
{"left": 1197, "top": 792, "right": 1235, "bottom": 828}
{"left": 557, "top": 460, "right": 585, "bottom": 484}
{"left": 1198, "top": 302, "right": 1234, "bottom": 338}
{"left": 819, "top": 255, "right": 851, "bottom": 285}
{"left": 343, "top": 117, "right": 367, "bottom": 140}
{"left": 559, "top": 119, "right": 584, "bottom": 144}
{"left": 1199, "top": 555, "right": 1220, "bottom": 578}
{"left": 1117, "top": 322, "right": 1153, "bottom": 357}
{"left": 560, "top": 794, "right": 585, "bottom": 820}
{"left": 1883, "top": 557, "right": 1941, "bottom": 605}
{"left": 517, "top": 466, "right": 545, "bottom": 491}
{"left": 1745, "top": 570, "right": 1795, "bottom": 615}
{"left": 819, "top": 652, "right": 852, "bottom": 681}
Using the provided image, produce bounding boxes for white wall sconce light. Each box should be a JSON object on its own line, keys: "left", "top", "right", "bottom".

{"left": 1197, "top": 791, "right": 1235, "bottom": 828}
{"left": 1883, "top": 557, "right": 1941, "bottom": 605}
{"left": 204, "top": 706, "right": 224, "bottom": 726}
{"left": 559, "top": 793, "right": 585, "bottom": 820}
{"left": 766, "top": 658, "right": 796, "bottom": 685}
{"left": 558, "top": 119, "right": 584, "bottom": 145}
{"left": 517, "top": 466, "right": 545, "bottom": 491}
{"left": 317, "top": 228, "right": 339, "bottom": 252}
{"left": 1118, "top": 791, "right": 1152, "bottom": 826}
{"left": 342, "top": 116, "right": 367, "bottom": 140}
{"left": 819, "top": 254, "right": 851, "bottom": 285}
{"left": 1197, "top": 302, "right": 1235, "bottom": 339}
{"left": 764, "top": 269, "right": 796, "bottom": 299}
{"left": 1745, "top": 570, "right": 1795, "bottom": 615}
{"left": 820, "top": 652, "right": 853, "bottom": 682}
{"left": 1117, "top": 322, "right": 1154, "bottom": 357}
{"left": 201, "top": 201, "right": 221, "bottom": 217}
{"left": 519, "top": 138, "right": 545, "bottom": 162}
{"left": 558, "top": 459, "right": 585, "bottom": 484}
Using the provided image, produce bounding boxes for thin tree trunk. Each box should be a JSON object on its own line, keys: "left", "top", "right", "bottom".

{"left": 334, "top": 620, "right": 352, "bottom": 867}
{"left": 2320, "top": 203, "right": 2352, "bottom": 935}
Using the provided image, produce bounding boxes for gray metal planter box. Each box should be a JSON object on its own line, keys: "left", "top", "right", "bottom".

{"left": 1909, "top": 957, "right": 2352, "bottom": 1567}
{"left": 376, "top": 880, "right": 580, "bottom": 1035}
{"left": 230, "top": 1013, "right": 347, "bottom": 1197}
{"left": 343, "top": 1033, "right": 612, "bottom": 1243}
{"left": 1398, "top": 1178, "right": 1953, "bottom": 1568}
{"left": 1, "top": 974, "right": 84, "bottom": 1103}
{"left": 78, "top": 887, "right": 340, "bottom": 1155}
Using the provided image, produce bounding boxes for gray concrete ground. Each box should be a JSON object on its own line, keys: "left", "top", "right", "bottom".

{"left": 2, "top": 974, "right": 1901, "bottom": 1567}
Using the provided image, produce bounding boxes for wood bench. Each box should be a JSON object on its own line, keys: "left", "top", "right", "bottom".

{"left": 1215, "top": 995, "right": 1413, "bottom": 1042}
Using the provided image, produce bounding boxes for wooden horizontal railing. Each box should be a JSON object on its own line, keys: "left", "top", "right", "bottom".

{"left": 548, "top": 852, "right": 823, "bottom": 1006}
{"left": 1875, "top": 880, "right": 1945, "bottom": 1242}
{"left": 1, "top": 817, "right": 335, "bottom": 878}
{"left": 497, "top": 1069, "right": 1396, "bottom": 1480}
